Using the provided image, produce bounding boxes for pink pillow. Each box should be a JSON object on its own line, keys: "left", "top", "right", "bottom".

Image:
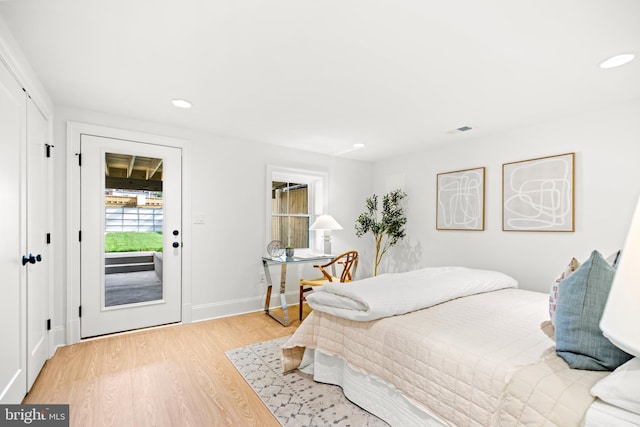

{"left": 549, "top": 257, "right": 580, "bottom": 325}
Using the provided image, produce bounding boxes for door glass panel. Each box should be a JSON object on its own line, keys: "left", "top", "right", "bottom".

{"left": 104, "top": 152, "right": 164, "bottom": 307}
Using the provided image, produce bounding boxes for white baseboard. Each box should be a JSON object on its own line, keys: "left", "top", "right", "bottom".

{"left": 191, "top": 291, "right": 300, "bottom": 322}
{"left": 55, "top": 295, "right": 297, "bottom": 347}
{"left": 66, "top": 318, "right": 81, "bottom": 345}
{"left": 48, "top": 325, "right": 67, "bottom": 357}
{"left": 182, "top": 302, "right": 192, "bottom": 324}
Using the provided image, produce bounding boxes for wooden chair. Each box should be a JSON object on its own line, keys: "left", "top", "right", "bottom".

{"left": 299, "top": 250, "right": 359, "bottom": 320}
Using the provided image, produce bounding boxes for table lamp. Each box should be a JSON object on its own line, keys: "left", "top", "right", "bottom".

{"left": 310, "top": 214, "right": 343, "bottom": 255}
{"left": 600, "top": 196, "right": 640, "bottom": 358}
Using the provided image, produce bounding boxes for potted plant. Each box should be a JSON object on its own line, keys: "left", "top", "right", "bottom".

{"left": 355, "top": 189, "right": 407, "bottom": 276}
{"left": 285, "top": 245, "right": 295, "bottom": 258}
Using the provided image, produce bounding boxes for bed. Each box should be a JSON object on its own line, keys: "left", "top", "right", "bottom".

{"left": 281, "top": 265, "right": 636, "bottom": 426}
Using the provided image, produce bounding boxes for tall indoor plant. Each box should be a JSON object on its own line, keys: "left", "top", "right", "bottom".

{"left": 355, "top": 189, "right": 407, "bottom": 276}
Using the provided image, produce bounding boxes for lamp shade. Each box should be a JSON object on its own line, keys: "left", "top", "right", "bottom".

{"left": 600, "top": 197, "right": 640, "bottom": 358}
{"left": 310, "top": 214, "right": 343, "bottom": 231}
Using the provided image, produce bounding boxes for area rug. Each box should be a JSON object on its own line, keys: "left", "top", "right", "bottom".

{"left": 225, "top": 336, "right": 388, "bottom": 426}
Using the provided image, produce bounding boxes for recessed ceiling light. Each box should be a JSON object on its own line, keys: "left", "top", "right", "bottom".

{"left": 599, "top": 54, "right": 635, "bottom": 69}
{"left": 171, "top": 98, "right": 192, "bottom": 108}
{"left": 353, "top": 143, "right": 365, "bottom": 149}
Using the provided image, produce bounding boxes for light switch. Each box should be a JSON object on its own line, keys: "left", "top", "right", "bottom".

{"left": 193, "top": 213, "right": 206, "bottom": 224}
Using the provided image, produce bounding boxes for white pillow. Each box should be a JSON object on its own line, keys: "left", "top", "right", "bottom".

{"left": 591, "top": 357, "right": 640, "bottom": 414}
{"left": 606, "top": 249, "right": 622, "bottom": 267}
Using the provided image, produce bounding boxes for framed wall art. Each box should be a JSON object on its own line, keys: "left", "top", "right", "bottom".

{"left": 436, "top": 167, "right": 485, "bottom": 231}
{"left": 502, "top": 152, "right": 575, "bottom": 232}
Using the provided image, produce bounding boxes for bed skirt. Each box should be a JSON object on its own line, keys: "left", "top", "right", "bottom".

{"left": 308, "top": 348, "right": 447, "bottom": 426}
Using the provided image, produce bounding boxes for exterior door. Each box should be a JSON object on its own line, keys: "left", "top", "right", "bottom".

{"left": 26, "top": 97, "right": 49, "bottom": 390}
{"left": 0, "top": 58, "right": 27, "bottom": 403}
{"left": 80, "top": 135, "right": 182, "bottom": 338}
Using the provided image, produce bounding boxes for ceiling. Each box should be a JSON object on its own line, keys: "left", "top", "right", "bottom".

{"left": 1, "top": 0, "right": 638, "bottom": 162}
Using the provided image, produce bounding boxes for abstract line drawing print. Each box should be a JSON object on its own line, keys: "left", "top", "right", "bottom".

{"left": 503, "top": 153, "right": 574, "bottom": 231}
{"left": 437, "top": 167, "right": 485, "bottom": 230}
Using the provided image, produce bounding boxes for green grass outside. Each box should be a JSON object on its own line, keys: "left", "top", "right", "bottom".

{"left": 105, "top": 232, "right": 163, "bottom": 253}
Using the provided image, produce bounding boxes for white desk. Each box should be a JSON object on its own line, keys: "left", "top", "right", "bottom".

{"left": 262, "top": 255, "right": 333, "bottom": 326}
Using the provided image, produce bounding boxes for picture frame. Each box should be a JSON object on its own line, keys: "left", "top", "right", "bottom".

{"left": 502, "top": 152, "right": 575, "bottom": 232}
{"left": 436, "top": 167, "right": 485, "bottom": 231}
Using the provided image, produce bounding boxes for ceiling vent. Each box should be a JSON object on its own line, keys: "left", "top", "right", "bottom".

{"left": 446, "top": 126, "right": 473, "bottom": 135}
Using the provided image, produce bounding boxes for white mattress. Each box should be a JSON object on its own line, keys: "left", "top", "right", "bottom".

{"left": 583, "top": 399, "right": 640, "bottom": 426}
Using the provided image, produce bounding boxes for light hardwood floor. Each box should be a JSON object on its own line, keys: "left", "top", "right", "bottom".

{"left": 24, "top": 306, "right": 311, "bottom": 427}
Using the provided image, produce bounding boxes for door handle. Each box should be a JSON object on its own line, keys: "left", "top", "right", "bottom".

{"left": 22, "top": 254, "right": 42, "bottom": 265}
{"left": 21, "top": 253, "right": 42, "bottom": 265}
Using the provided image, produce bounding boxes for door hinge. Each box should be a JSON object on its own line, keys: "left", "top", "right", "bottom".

{"left": 79, "top": 230, "right": 81, "bottom": 242}
{"left": 47, "top": 319, "right": 51, "bottom": 331}
{"left": 46, "top": 143, "right": 54, "bottom": 158}
{"left": 77, "top": 153, "right": 82, "bottom": 166}
{"left": 79, "top": 306, "right": 82, "bottom": 318}
{"left": 46, "top": 233, "right": 51, "bottom": 244}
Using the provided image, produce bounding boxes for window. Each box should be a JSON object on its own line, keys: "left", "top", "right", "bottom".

{"left": 272, "top": 181, "right": 309, "bottom": 248}
{"left": 268, "top": 166, "right": 327, "bottom": 251}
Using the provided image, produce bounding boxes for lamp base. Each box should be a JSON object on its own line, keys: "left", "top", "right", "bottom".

{"left": 323, "top": 235, "right": 332, "bottom": 256}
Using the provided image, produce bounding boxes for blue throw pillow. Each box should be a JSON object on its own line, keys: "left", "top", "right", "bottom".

{"left": 555, "top": 250, "right": 633, "bottom": 370}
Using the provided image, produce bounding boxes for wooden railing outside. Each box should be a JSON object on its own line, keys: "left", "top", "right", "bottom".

{"left": 105, "top": 195, "right": 163, "bottom": 208}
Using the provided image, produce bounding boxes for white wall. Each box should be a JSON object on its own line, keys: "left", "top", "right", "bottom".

{"left": 51, "top": 106, "right": 373, "bottom": 343}
{"left": 8, "top": 7, "right": 638, "bottom": 342}
{"left": 372, "top": 99, "right": 640, "bottom": 292}
{"left": 51, "top": 97, "right": 640, "bottom": 344}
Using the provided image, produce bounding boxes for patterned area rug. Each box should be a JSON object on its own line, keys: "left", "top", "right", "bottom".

{"left": 225, "top": 336, "right": 388, "bottom": 426}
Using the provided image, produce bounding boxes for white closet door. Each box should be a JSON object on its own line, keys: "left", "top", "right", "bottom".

{"left": 0, "top": 60, "right": 27, "bottom": 403}
{"left": 26, "top": 97, "right": 49, "bottom": 390}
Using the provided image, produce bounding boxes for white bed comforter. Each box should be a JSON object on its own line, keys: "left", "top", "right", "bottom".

{"left": 284, "top": 289, "right": 602, "bottom": 426}
{"left": 305, "top": 266, "right": 517, "bottom": 321}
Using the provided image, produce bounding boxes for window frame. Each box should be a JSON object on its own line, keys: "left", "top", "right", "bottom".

{"left": 266, "top": 165, "right": 328, "bottom": 253}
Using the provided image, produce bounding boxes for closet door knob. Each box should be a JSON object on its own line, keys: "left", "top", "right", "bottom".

{"left": 22, "top": 254, "right": 37, "bottom": 265}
